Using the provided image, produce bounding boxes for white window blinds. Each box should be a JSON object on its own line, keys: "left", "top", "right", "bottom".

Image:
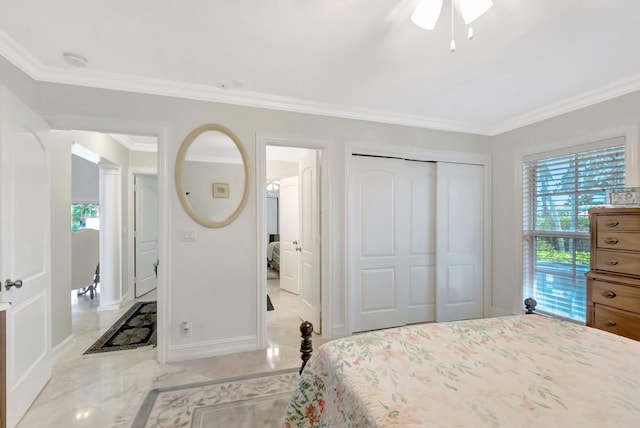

{"left": 522, "top": 140, "right": 625, "bottom": 322}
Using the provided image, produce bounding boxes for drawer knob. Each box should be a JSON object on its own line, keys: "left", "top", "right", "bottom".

{"left": 603, "top": 237, "right": 619, "bottom": 245}
{"left": 605, "top": 259, "right": 619, "bottom": 266}
{"left": 601, "top": 290, "right": 616, "bottom": 299}
{"left": 605, "top": 220, "right": 620, "bottom": 227}
{"left": 603, "top": 319, "right": 617, "bottom": 327}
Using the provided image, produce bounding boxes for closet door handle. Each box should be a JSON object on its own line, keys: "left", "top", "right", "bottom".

{"left": 603, "top": 237, "right": 619, "bottom": 245}
{"left": 605, "top": 219, "right": 619, "bottom": 227}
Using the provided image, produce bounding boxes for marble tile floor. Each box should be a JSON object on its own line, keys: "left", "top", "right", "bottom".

{"left": 17, "top": 277, "right": 324, "bottom": 427}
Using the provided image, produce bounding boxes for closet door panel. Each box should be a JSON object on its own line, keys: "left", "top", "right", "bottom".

{"left": 349, "top": 156, "right": 408, "bottom": 333}
{"left": 436, "top": 163, "right": 484, "bottom": 322}
{"left": 406, "top": 161, "right": 436, "bottom": 324}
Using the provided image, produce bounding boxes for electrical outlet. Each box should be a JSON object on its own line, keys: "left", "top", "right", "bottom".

{"left": 181, "top": 320, "right": 192, "bottom": 337}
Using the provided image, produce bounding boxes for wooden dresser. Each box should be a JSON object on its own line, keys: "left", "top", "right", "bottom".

{"left": 586, "top": 207, "right": 640, "bottom": 340}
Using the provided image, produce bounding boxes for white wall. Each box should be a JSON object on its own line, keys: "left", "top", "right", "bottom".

{"left": 266, "top": 159, "right": 297, "bottom": 179}
{"left": 50, "top": 133, "right": 72, "bottom": 348}
{"left": 0, "top": 54, "right": 491, "bottom": 361}
{"left": 72, "top": 154, "right": 99, "bottom": 204}
{"left": 182, "top": 161, "right": 244, "bottom": 223}
{"left": 130, "top": 150, "right": 158, "bottom": 169}
{"left": 491, "top": 91, "right": 640, "bottom": 317}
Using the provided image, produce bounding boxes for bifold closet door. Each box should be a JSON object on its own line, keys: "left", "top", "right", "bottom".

{"left": 348, "top": 156, "right": 436, "bottom": 333}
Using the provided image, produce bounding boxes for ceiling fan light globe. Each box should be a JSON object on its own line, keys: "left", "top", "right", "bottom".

{"left": 411, "top": 0, "right": 443, "bottom": 30}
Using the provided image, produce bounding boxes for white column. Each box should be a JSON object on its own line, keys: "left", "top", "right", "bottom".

{"left": 97, "top": 161, "right": 123, "bottom": 311}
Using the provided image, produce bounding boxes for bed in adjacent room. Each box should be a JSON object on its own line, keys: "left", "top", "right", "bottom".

{"left": 267, "top": 240, "right": 280, "bottom": 271}
{"left": 283, "top": 314, "right": 640, "bottom": 427}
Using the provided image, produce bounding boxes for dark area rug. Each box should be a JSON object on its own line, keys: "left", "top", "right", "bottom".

{"left": 84, "top": 301, "right": 156, "bottom": 355}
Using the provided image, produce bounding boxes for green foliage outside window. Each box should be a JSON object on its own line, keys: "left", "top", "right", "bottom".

{"left": 71, "top": 204, "right": 99, "bottom": 231}
{"left": 536, "top": 239, "right": 590, "bottom": 265}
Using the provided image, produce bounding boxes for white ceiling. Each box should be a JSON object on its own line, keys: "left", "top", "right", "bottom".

{"left": 1, "top": 0, "right": 640, "bottom": 135}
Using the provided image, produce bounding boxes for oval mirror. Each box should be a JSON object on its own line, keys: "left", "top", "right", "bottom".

{"left": 176, "top": 124, "right": 250, "bottom": 228}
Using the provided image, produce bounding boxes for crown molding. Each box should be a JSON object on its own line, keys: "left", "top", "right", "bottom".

{"left": 0, "top": 29, "right": 43, "bottom": 74}
{"left": 33, "top": 65, "right": 491, "bottom": 135}
{"left": 108, "top": 134, "right": 157, "bottom": 152}
{"left": 2, "top": 29, "right": 640, "bottom": 137}
{"left": 0, "top": 31, "right": 491, "bottom": 135}
{"left": 489, "top": 73, "right": 640, "bottom": 135}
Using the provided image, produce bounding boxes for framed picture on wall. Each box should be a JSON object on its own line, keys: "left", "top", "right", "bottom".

{"left": 212, "top": 183, "right": 229, "bottom": 198}
{"left": 607, "top": 188, "right": 640, "bottom": 206}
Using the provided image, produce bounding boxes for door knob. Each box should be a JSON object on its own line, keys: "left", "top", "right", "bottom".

{"left": 5, "top": 279, "right": 23, "bottom": 291}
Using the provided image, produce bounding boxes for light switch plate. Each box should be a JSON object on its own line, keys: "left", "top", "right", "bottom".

{"left": 182, "top": 229, "right": 197, "bottom": 242}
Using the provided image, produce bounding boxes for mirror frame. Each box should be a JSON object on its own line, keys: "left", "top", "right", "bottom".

{"left": 175, "top": 124, "right": 251, "bottom": 228}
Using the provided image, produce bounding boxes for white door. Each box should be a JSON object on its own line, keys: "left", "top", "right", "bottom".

{"left": 279, "top": 176, "right": 300, "bottom": 295}
{"left": 134, "top": 174, "right": 158, "bottom": 297}
{"left": 298, "top": 151, "right": 321, "bottom": 331}
{"left": 348, "top": 156, "right": 436, "bottom": 332}
{"left": 0, "top": 86, "right": 52, "bottom": 428}
{"left": 348, "top": 156, "right": 408, "bottom": 332}
{"left": 406, "top": 161, "right": 437, "bottom": 324}
{"left": 436, "top": 162, "right": 484, "bottom": 322}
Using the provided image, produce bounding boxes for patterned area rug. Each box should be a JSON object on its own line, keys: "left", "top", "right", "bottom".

{"left": 131, "top": 368, "right": 299, "bottom": 427}
{"left": 84, "top": 301, "right": 156, "bottom": 355}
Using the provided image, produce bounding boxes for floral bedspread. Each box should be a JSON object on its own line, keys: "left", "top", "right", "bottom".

{"left": 283, "top": 315, "right": 640, "bottom": 427}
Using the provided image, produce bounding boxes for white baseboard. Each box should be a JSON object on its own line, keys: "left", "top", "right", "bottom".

{"left": 97, "top": 300, "right": 122, "bottom": 311}
{"left": 488, "top": 306, "right": 516, "bottom": 318}
{"left": 52, "top": 334, "right": 74, "bottom": 361}
{"left": 332, "top": 323, "right": 345, "bottom": 339}
{"left": 166, "top": 335, "right": 258, "bottom": 363}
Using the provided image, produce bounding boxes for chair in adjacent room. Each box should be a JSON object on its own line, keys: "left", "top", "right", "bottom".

{"left": 71, "top": 228, "right": 100, "bottom": 299}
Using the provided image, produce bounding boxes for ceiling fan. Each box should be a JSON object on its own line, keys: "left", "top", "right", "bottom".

{"left": 411, "top": 0, "right": 494, "bottom": 51}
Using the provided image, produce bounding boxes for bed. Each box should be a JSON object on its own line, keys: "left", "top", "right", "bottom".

{"left": 267, "top": 240, "right": 280, "bottom": 271}
{"left": 283, "top": 314, "right": 640, "bottom": 427}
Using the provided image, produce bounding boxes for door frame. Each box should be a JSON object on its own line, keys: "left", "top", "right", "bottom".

{"left": 256, "top": 133, "right": 334, "bottom": 348}
{"left": 41, "top": 113, "right": 170, "bottom": 363}
{"left": 344, "top": 140, "right": 492, "bottom": 335}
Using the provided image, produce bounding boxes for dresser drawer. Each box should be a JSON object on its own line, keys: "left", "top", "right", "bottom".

{"left": 597, "top": 215, "right": 640, "bottom": 231}
{"left": 593, "top": 305, "right": 640, "bottom": 340}
{"left": 594, "top": 249, "right": 640, "bottom": 276}
{"left": 590, "top": 279, "right": 640, "bottom": 313}
{"left": 596, "top": 232, "right": 640, "bottom": 252}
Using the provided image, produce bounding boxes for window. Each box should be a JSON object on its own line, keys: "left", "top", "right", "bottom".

{"left": 71, "top": 203, "right": 100, "bottom": 231}
{"left": 522, "top": 139, "right": 625, "bottom": 322}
